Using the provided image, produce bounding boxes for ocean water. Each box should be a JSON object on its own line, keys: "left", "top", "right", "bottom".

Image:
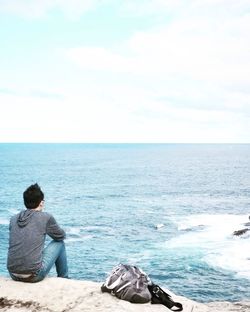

{"left": 0, "top": 143, "right": 250, "bottom": 303}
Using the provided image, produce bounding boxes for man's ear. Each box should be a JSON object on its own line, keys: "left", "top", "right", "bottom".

{"left": 38, "top": 200, "right": 44, "bottom": 210}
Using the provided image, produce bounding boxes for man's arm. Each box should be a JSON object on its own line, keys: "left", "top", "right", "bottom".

{"left": 46, "top": 215, "right": 66, "bottom": 241}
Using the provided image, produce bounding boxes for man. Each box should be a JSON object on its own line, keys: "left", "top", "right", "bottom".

{"left": 7, "top": 183, "right": 68, "bottom": 282}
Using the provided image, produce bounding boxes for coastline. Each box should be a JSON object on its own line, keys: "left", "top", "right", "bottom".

{"left": 0, "top": 277, "right": 249, "bottom": 311}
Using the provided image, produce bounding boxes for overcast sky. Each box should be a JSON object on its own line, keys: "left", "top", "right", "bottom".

{"left": 0, "top": 0, "right": 249, "bottom": 143}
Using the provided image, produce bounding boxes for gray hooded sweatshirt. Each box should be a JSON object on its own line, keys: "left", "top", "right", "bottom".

{"left": 7, "top": 210, "right": 66, "bottom": 274}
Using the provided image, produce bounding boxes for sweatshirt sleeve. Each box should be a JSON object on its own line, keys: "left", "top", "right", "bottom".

{"left": 46, "top": 215, "right": 66, "bottom": 241}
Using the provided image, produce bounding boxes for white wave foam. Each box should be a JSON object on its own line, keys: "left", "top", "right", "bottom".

{"left": 167, "top": 214, "right": 247, "bottom": 248}
{"left": 155, "top": 223, "right": 164, "bottom": 229}
{"left": 66, "top": 227, "right": 82, "bottom": 235}
{"left": 205, "top": 238, "right": 250, "bottom": 279}
{"left": 0, "top": 218, "right": 9, "bottom": 225}
{"left": 167, "top": 213, "right": 250, "bottom": 279}
{"left": 65, "top": 226, "right": 93, "bottom": 242}
{"left": 66, "top": 235, "right": 93, "bottom": 243}
{"left": 8, "top": 208, "right": 19, "bottom": 215}
{"left": 65, "top": 225, "right": 112, "bottom": 243}
{"left": 176, "top": 214, "right": 247, "bottom": 233}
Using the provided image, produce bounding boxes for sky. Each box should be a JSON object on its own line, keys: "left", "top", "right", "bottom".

{"left": 0, "top": 0, "right": 250, "bottom": 143}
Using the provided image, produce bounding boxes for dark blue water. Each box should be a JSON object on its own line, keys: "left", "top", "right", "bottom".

{"left": 0, "top": 144, "right": 250, "bottom": 302}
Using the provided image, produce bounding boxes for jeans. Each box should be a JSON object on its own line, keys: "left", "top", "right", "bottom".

{"left": 10, "top": 240, "right": 68, "bottom": 283}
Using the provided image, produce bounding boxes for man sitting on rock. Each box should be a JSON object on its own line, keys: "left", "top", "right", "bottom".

{"left": 7, "top": 183, "right": 68, "bottom": 282}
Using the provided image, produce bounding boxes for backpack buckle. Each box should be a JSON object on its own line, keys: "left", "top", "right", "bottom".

{"left": 153, "top": 286, "right": 161, "bottom": 295}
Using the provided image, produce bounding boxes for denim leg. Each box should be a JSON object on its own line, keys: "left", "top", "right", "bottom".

{"left": 41, "top": 240, "right": 68, "bottom": 278}
{"left": 9, "top": 240, "right": 68, "bottom": 283}
{"left": 55, "top": 242, "right": 68, "bottom": 277}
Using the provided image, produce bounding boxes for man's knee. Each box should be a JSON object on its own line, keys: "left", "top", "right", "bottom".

{"left": 50, "top": 240, "right": 65, "bottom": 249}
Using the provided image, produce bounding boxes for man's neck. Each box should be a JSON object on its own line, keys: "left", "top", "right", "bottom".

{"left": 32, "top": 206, "right": 43, "bottom": 212}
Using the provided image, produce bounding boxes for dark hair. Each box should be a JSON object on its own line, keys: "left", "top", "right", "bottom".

{"left": 23, "top": 183, "right": 44, "bottom": 209}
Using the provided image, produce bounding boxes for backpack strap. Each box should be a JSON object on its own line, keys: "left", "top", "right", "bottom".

{"left": 148, "top": 284, "right": 183, "bottom": 311}
{"left": 116, "top": 281, "right": 132, "bottom": 293}
{"left": 102, "top": 264, "right": 127, "bottom": 290}
{"left": 104, "top": 275, "right": 122, "bottom": 290}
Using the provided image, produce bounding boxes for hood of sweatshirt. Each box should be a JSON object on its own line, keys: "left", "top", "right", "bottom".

{"left": 17, "top": 210, "right": 36, "bottom": 227}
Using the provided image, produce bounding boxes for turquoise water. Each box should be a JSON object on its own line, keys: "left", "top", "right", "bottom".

{"left": 0, "top": 143, "right": 250, "bottom": 302}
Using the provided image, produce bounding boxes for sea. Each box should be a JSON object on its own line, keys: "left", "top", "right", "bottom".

{"left": 0, "top": 143, "right": 249, "bottom": 303}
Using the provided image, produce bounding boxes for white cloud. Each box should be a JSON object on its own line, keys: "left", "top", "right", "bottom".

{"left": 0, "top": 85, "right": 248, "bottom": 143}
{"left": 68, "top": 12, "right": 250, "bottom": 83}
{"left": 120, "top": 0, "right": 183, "bottom": 17}
{"left": 66, "top": 47, "right": 133, "bottom": 72}
{"left": 120, "top": 0, "right": 250, "bottom": 17}
{"left": 55, "top": 0, "right": 100, "bottom": 20}
{"left": 66, "top": 1, "right": 250, "bottom": 117}
{"left": 1, "top": 0, "right": 249, "bottom": 21}
{"left": 0, "top": 0, "right": 99, "bottom": 19}
{"left": 0, "top": 91, "right": 144, "bottom": 142}
{"left": 0, "top": 0, "right": 54, "bottom": 18}
{"left": 1, "top": 0, "right": 250, "bottom": 142}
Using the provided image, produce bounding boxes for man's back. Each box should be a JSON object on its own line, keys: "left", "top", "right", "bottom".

{"left": 7, "top": 210, "right": 65, "bottom": 274}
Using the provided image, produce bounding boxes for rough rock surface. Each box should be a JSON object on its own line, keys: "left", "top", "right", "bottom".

{"left": 0, "top": 277, "right": 249, "bottom": 312}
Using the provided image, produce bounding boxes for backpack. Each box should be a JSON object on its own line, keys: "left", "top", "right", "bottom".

{"left": 101, "top": 264, "right": 152, "bottom": 303}
{"left": 101, "top": 264, "right": 183, "bottom": 311}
